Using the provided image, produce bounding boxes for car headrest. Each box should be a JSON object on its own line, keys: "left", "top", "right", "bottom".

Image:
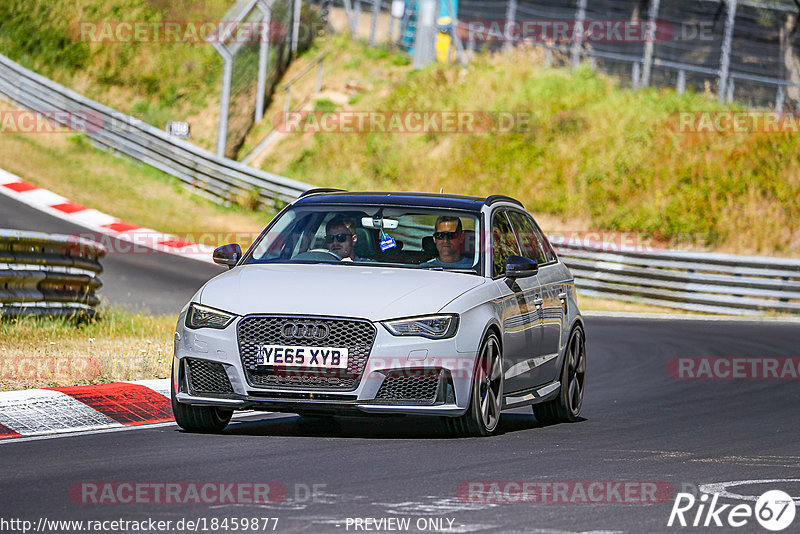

{"left": 354, "top": 227, "right": 371, "bottom": 257}
{"left": 422, "top": 236, "right": 437, "bottom": 255}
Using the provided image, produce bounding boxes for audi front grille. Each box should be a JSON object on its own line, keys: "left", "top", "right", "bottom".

{"left": 237, "top": 316, "right": 376, "bottom": 390}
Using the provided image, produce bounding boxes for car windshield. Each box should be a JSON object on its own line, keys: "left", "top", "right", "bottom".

{"left": 244, "top": 204, "right": 481, "bottom": 273}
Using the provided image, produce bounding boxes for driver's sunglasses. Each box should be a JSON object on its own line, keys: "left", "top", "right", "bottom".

{"left": 325, "top": 233, "right": 353, "bottom": 243}
{"left": 433, "top": 231, "right": 461, "bottom": 241}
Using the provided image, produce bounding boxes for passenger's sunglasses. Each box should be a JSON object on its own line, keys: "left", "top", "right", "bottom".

{"left": 433, "top": 231, "right": 461, "bottom": 241}
{"left": 324, "top": 233, "right": 353, "bottom": 243}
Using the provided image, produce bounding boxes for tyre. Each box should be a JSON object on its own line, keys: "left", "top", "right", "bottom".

{"left": 445, "top": 332, "right": 503, "bottom": 437}
{"left": 171, "top": 364, "right": 233, "bottom": 433}
{"left": 533, "top": 326, "right": 586, "bottom": 424}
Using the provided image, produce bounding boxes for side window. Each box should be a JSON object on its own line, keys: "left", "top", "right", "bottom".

{"left": 507, "top": 211, "right": 546, "bottom": 265}
{"left": 529, "top": 217, "right": 557, "bottom": 263}
{"left": 492, "top": 211, "right": 521, "bottom": 278}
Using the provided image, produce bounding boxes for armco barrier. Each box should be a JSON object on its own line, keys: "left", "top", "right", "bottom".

{"left": 553, "top": 239, "right": 800, "bottom": 316}
{"left": 0, "top": 229, "right": 105, "bottom": 317}
{"left": 3, "top": 54, "right": 800, "bottom": 316}
{"left": 0, "top": 54, "right": 313, "bottom": 206}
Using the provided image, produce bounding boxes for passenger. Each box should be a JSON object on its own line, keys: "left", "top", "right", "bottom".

{"left": 325, "top": 215, "right": 359, "bottom": 261}
{"left": 424, "top": 216, "right": 473, "bottom": 268}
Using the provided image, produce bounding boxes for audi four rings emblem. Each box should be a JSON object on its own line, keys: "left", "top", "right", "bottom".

{"left": 282, "top": 322, "right": 329, "bottom": 340}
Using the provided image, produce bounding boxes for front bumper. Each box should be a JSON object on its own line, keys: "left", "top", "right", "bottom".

{"left": 173, "top": 313, "right": 478, "bottom": 417}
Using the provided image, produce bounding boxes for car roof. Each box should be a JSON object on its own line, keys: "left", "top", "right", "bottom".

{"left": 293, "top": 191, "right": 522, "bottom": 210}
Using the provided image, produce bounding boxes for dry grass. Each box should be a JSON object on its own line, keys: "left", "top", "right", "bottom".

{"left": 0, "top": 307, "right": 175, "bottom": 391}
{"left": 0, "top": 105, "right": 273, "bottom": 248}
{"left": 260, "top": 38, "right": 800, "bottom": 257}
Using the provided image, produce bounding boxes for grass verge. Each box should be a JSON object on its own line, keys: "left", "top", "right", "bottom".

{"left": 0, "top": 117, "right": 274, "bottom": 249}
{"left": 260, "top": 39, "right": 800, "bottom": 257}
{"left": 0, "top": 306, "right": 174, "bottom": 392}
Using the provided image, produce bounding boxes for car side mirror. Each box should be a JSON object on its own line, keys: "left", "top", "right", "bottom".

{"left": 213, "top": 244, "right": 242, "bottom": 269}
{"left": 505, "top": 255, "right": 538, "bottom": 279}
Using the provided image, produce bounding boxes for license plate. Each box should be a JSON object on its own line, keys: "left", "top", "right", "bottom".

{"left": 254, "top": 345, "right": 348, "bottom": 369}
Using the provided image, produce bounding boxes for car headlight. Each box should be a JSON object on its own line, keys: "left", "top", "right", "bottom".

{"left": 185, "top": 303, "right": 237, "bottom": 330}
{"left": 382, "top": 314, "right": 459, "bottom": 339}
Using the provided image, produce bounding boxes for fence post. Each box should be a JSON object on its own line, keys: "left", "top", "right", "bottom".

{"left": 504, "top": 0, "right": 518, "bottom": 52}
{"left": 370, "top": 0, "right": 380, "bottom": 46}
{"left": 343, "top": 0, "right": 357, "bottom": 36}
{"left": 413, "top": 0, "right": 437, "bottom": 68}
{"left": 444, "top": 0, "right": 468, "bottom": 64}
{"left": 641, "top": 0, "right": 662, "bottom": 87}
{"left": 677, "top": 69, "right": 686, "bottom": 94}
{"left": 291, "top": 0, "right": 302, "bottom": 55}
{"left": 571, "top": 0, "right": 587, "bottom": 68}
{"left": 255, "top": 5, "right": 272, "bottom": 123}
{"left": 718, "top": 0, "right": 738, "bottom": 102}
{"left": 632, "top": 62, "right": 641, "bottom": 89}
{"left": 775, "top": 85, "right": 785, "bottom": 111}
{"left": 216, "top": 53, "right": 233, "bottom": 157}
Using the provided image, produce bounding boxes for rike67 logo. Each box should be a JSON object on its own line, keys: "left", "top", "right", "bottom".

{"left": 668, "top": 490, "right": 796, "bottom": 531}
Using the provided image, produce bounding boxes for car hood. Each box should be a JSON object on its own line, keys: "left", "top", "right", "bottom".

{"left": 198, "top": 263, "right": 486, "bottom": 321}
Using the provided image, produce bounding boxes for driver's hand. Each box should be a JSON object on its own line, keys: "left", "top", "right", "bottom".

{"left": 341, "top": 257, "right": 353, "bottom": 262}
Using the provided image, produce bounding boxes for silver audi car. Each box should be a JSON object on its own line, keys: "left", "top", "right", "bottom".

{"left": 171, "top": 190, "right": 586, "bottom": 436}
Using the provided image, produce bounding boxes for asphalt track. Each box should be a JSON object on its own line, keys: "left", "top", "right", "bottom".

{"left": 3, "top": 195, "right": 800, "bottom": 533}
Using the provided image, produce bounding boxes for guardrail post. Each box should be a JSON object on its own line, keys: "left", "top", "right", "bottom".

{"left": 718, "top": 0, "right": 738, "bottom": 102}
{"left": 641, "top": 0, "right": 661, "bottom": 87}
{"left": 284, "top": 85, "right": 291, "bottom": 125}
{"left": 677, "top": 69, "right": 686, "bottom": 94}
{"left": 571, "top": 0, "right": 587, "bottom": 68}
{"left": 315, "top": 57, "right": 324, "bottom": 94}
{"left": 632, "top": 62, "right": 641, "bottom": 89}
{"left": 775, "top": 85, "right": 785, "bottom": 111}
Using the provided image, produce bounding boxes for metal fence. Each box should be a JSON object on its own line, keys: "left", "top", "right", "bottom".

{"left": 554, "top": 240, "right": 800, "bottom": 315}
{"left": 333, "top": 0, "right": 800, "bottom": 110}
{"left": 0, "top": 54, "right": 313, "bottom": 207}
{"left": 0, "top": 230, "right": 105, "bottom": 318}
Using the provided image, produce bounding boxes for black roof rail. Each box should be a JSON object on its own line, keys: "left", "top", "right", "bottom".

{"left": 484, "top": 195, "right": 524, "bottom": 208}
{"left": 298, "top": 187, "right": 347, "bottom": 198}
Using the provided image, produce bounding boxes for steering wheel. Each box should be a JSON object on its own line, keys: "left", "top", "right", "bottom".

{"left": 293, "top": 248, "right": 342, "bottom": 261}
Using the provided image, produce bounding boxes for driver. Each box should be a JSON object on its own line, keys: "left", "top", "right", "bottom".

{"left": 325, "top": 215, "right": 358, "bottom": 261}
{"left": 424, "top": 216, "right": 473, "bottom": 268}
